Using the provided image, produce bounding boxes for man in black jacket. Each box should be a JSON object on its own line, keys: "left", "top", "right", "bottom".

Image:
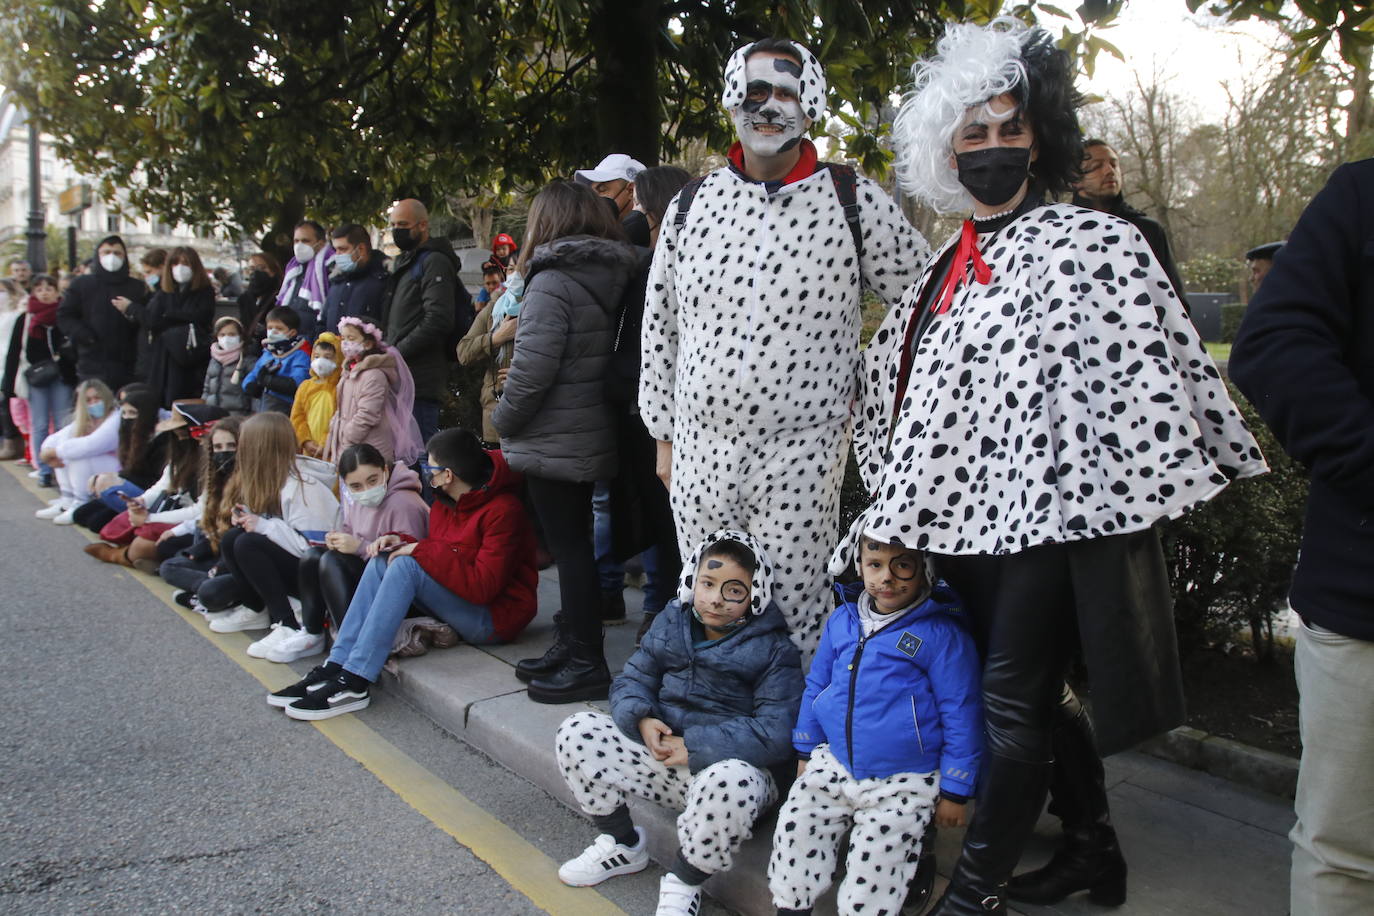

{"left": 323, "top": 224, "right": 389, "bottom": 331}
{"left": 381, "top": 198, "right": 469, "bottom": 444}
{"left": 56, "top": 234, "right": 149, "bottom": 390}
{"left": 1230, "top": 159, "right": 1374, "bottom": 916}
{"left": 1072, "top": 139, "right": 1188, "bottom": 309}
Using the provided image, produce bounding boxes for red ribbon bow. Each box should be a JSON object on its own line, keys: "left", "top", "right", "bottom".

{"left": 932, "top": 219, "right": 992, "bottom": 314}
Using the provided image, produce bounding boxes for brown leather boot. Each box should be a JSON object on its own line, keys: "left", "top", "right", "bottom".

{"left": 84, "top": 542, "right": 133, "bottom": 566}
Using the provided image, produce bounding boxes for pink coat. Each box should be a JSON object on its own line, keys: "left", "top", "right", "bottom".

{"left": 325, "top": 352, "right": 402, "bottom": 463}
{"left": 339, "top": 462, "right": 430, "bottom": 554}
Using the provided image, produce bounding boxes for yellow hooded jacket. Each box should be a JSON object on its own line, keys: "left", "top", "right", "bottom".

{"left": 291, "top": 331, "right": 343, "bottom": 451}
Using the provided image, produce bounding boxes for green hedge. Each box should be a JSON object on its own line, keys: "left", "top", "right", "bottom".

{"left": 1221, "top": 301, "right": 1248, "bottom": 343}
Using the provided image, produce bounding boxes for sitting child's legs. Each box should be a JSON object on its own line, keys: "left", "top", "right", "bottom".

{"left": 769, "top": 745, "right": 939, "bottom": 913}
{"left": 556, "top": 711, "right": 691, "bottom": 828}
{"left": 676, "top": 757, "right": 776, "bottom": 882}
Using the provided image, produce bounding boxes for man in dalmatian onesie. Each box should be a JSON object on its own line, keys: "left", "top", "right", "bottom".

{"left": 639, "top": 37, "right": 930, "bottom": 656}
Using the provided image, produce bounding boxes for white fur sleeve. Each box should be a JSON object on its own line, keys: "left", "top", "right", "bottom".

{"left": 856, "top": 176, "right": 931, "bottom": 305}
{"left": 638, "top": 192, "right": 684, "bottom": 442}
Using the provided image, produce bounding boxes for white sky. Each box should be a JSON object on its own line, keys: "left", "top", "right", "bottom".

{"left": 1078, "top": 5, "right": 1285, "bottom": 122}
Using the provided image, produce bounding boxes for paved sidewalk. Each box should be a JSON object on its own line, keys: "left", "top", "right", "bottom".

{"left": 384, "top": 572, "right": 1297, "bottom": 916}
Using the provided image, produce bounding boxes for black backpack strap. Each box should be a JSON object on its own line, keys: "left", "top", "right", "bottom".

{"left": 823, "top": 163, "right": 864, "bottom": 260}
{"left": 672, "top": 177, "right": 708, "bottom": 230}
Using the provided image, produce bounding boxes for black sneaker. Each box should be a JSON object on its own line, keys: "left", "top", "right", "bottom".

{"left": 172, "top": 590, "right": 199, "bottom": 611}
{"left": 284, "top": 675, "right": 371, "bottom": 720}
{"left": 266, "top": 664, "right": 340, "bottom": 708}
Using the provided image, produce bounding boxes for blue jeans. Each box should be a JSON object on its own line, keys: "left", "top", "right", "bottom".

{"left": 413, "top": 398, "right": 440, "bottom": 449}
{"left": 640, "top": 546, "right": 672, "bottom": 615}
{"left": 329, "top": 556, "right": 495, "bottom": 682}
{"left": 100, "top": 481, "right": 145, "bottom": 512}
{"left": 28, "top": 381, "right": 74, "bottom": 478}
{"left": 593, "top": 481, "right": 624, "bottom": 593}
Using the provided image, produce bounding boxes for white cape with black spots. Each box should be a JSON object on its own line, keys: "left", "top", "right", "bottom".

{"left": 853, "top": 203, "right": 1267, "bottom": 557}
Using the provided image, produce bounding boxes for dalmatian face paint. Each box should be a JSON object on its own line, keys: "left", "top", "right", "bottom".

{"left": 731, "top": 54, "right": 809, "bottom": 159}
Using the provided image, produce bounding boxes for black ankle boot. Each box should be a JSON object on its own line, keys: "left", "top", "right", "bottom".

{"left": 1007, "top": 824, "right": 1126, "bottom": 906}
{"left": 527, "top": 637, "right": 611, "bottom": 704}
{"left": 1008, "top": 690, "right": 1126, "bottom": 906}
{"left": 601, "top": 589, "right": 626, "bottom": 625}
{"left": 515, "top": 613, "right": 568, "bottom": 683}
{"left": 929, "top": 755, "right": 1052, "bottom": 916}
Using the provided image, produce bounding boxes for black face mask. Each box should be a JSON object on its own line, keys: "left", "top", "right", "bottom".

{"left": 248, "top": 271, "right": 275, "bottom": 293}
{"left": 955, "top": 147, "right": 1032, "bottom": 207}
{"left": 212, "top": 451, "right": 236, "bottom": 475}
{"left": 392, "top": 227, "right": 419, "bottom": 251}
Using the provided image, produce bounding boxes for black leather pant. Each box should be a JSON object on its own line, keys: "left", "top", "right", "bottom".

{"left": 297, "top": 547, "right": 367, "bottom": 635}
{"left": 935, "top": 539, "right": 1114, "bottom": 897}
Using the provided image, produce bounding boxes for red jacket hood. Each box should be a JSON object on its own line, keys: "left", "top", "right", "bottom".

{"left": 453, "top": 449, "right": 522, "bottom": 512}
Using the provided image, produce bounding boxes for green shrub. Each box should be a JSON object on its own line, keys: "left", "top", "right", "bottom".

{"left": 1181, "top": 252, "right": 1242, "bottom": 294}
{"left": 1221, "top": 301, "right": 1248, "bottom": 343}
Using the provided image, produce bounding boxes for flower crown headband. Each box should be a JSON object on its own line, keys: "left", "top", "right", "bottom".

{"left": 337, "top": 315, "right": 384, "bottom": 343}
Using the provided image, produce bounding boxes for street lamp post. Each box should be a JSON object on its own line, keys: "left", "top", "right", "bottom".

{"left": 26, "top": 119, "right": 47, "bottom": 273}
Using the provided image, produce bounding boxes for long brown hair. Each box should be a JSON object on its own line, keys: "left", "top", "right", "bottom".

{"left": 162, "top": 245, "right": 212, "bottom": 291}
{"left": 201, "top": 416, "right": 244, "bottom": 549}
{"left": 117, "top": 384, "right": 162, "bottom": 472}
{"left": 226, "top": 413, "right": 299, "bottom": 517}
{"left": 516, "top": 180, "right": 626, "bottom": 274}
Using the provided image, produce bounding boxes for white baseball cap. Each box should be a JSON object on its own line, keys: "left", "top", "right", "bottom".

{"left": 575, "top": 154, "right": 646, "bottom": 184}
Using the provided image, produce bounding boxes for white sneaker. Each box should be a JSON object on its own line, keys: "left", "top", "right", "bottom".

{"left": 27, "top": 468, "right": 42, "bottom": 479}
{"left": 52, "top": 506, "right": 77, "bottom": 525}
{"left": 35, "top": 499, "right": 67, "bottom": 519}
{"left": 246, "top": 623, "right": 294, "bottom": 658}
{"left": 655, "top": 874, "right": 702, "bottom": 916}
{"left": 266, "top": 627, "right": 325, "bottom": 663}
{"left": 208, "top": 605, "right": 270, "bottom": 633}
{"left": 557, "top": 828, "right": 648, "bottom": 887}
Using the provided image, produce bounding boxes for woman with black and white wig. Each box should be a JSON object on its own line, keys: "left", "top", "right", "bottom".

{"left": 850, "top": 19, "right": 1268, "bottom": 914}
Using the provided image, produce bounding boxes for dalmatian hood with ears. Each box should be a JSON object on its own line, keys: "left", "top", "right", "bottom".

{"left": 829, "top": 504, "right": 938, "bottom": 585}
{"left": 722, "top": 39, "right": 828, "bottom": 123}
{"left": 678, "top": 527, "right": 777, "bottom": 616}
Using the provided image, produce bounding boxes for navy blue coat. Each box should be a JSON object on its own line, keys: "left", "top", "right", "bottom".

{"left": 611, "top": 598, "right": 803, "bottom": 774}
{"left": 793, "top": 583, "right": 983, "bottom": 795}
{"left": 322, "top": 255, "right": 389, "bottom": 333}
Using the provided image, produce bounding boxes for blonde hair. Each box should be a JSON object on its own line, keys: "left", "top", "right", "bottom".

{"left": 227, "top": 412, "right": 299, "bottom": 517}
{"left": 72, "top": 379, "right": 115, "bottom": 438}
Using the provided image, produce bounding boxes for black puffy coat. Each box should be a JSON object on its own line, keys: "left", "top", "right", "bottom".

{"left": 139, "top": 285, "right": 216, "bottom": 407}
{"left": 56, "top": 260, "right": 149, "bottom": 390}
{"left": 382, "top": 236, "right": 463, "bottom": 399}
{"left": 493, "top": 237, "right": 637, "bottom": 482}
{"left": 323, "top": 254, "right": 389, "bottom": 332}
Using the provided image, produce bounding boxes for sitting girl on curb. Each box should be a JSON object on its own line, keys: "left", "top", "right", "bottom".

{"left": 35, "top": 380, "right": 120, "bottom": 525}
{"left": 270, "top": 429, "right": 537, "bottom": 720}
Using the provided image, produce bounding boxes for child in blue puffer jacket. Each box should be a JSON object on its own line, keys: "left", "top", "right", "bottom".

{"left": 554, "top": 529, "right": 803, "bottom": 916}
{"left": 769, "top": 529, "right": 983, "bottom": 916}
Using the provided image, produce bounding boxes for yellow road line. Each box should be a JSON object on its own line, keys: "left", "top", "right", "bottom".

{"left": 5, "top": 462, "right": 625, "bottom": 916}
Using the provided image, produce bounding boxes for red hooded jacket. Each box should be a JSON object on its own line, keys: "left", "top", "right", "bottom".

{"left": 405, "top": 450, "right": 538, "bottom": 642}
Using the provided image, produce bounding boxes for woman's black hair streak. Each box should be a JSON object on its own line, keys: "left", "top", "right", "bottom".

{"left": 1014, "top": 28, "right": 1086, "bottom": 198}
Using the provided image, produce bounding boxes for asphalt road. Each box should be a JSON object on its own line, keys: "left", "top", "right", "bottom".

{"left": 0, "top": 466, "right": 730, "bottom": 915}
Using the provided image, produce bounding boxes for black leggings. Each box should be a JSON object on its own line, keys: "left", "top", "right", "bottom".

{"left": 525, "top": 475, "right": 599, "bottom": 645}
{"left": 72, "top": 499, "right": 117, "bottom": 533}
{"left": 297, "top": 546, "right": 367, "bottom": 635}
{"left": 219, "top": 527, "right": 301, "bottom": 628}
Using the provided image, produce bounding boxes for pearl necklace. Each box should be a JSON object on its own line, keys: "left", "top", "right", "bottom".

{"left": 972, "top": 206, "right": 1017, "bottom": 222}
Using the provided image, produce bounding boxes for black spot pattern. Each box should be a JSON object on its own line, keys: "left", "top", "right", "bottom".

{"left": 848, "top": 204, "right": 1267, "bottom": 558}
{"left": 640, "top": 167, "right": 931, "bottom": 657}
{"left": 556, "top": 712, "right": 777, "bottom": 876}
{"left": 767, "top": 744, "right": 939, "bottom": 912}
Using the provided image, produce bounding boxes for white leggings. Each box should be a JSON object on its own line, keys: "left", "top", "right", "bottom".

{"left": 555, "top": 711, "right": 776, "bottom": 876}
{"left": 42, "top": 428, "right": 120, "bottom": 502}
{"left": 769, "top": 744, "right": 939, "bottom": 914}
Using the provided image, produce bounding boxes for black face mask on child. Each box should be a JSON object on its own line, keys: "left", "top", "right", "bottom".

{"left": 212, "top": 451, "right": 236, "bottom": 475}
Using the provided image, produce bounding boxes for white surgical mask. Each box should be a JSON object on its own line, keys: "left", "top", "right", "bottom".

{"left": 218, "top": 335, "right": 241, "bottom": 349}
{"left": 311, "top": 357, "right": 337, "bottom": 377}
{"left": 731, "top": 55, "right": 808, "bottom": 160}
{"left": 293, "top": 242, "right": 316, "bottom": 264}
{"left": 351, "top": 483, "right": 387, "bottom": 508}
{"left": 172, "top": 264, "right": 193, "bottom": 284}
{"left": 99, "top": 252, "right": 125, "bottom": 273}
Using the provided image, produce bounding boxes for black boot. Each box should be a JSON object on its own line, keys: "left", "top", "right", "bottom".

{"left": 928, "top": 755, "right": 1052, "bottom": 915}
{"left": 514, "top": 613, "right": 569, "bottom": 684}
{"left": 1007, "top": 825, "right": 1125, "bottom": 906}
{"left": 902, "top": 824, "right": 938, "bottom": 914}
{"left": 601, "top": 589, "right": 626, "bottom": 625}
{"left": 1008, "top": 692, "right": 1126, "bottom": 906}
{"left": 527, "top": 636, "right": 611, "bottom": 704}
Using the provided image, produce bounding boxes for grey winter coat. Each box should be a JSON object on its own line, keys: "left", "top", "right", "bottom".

{"left": 493, "top": 236, "right": 637, "bottom": 482}
{"left": 202, "top": 356, "right": 251, "bottom": 413}
{"left": 610, "top": 598, "right": 804, "bottom": 774}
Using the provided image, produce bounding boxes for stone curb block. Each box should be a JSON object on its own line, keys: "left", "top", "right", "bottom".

{"left": 1140, "top": 726, "right": 1298, "bottom": 799}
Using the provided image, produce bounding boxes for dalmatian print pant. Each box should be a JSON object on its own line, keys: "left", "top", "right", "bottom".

{"left": 768, "top": 744, "right": 939, "bottom": 914}
{"left": 671, "top": 418, "right": 849, "bottom": 659}
{"left": 555, "top": 711, "right": 777, "bottom": 875}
